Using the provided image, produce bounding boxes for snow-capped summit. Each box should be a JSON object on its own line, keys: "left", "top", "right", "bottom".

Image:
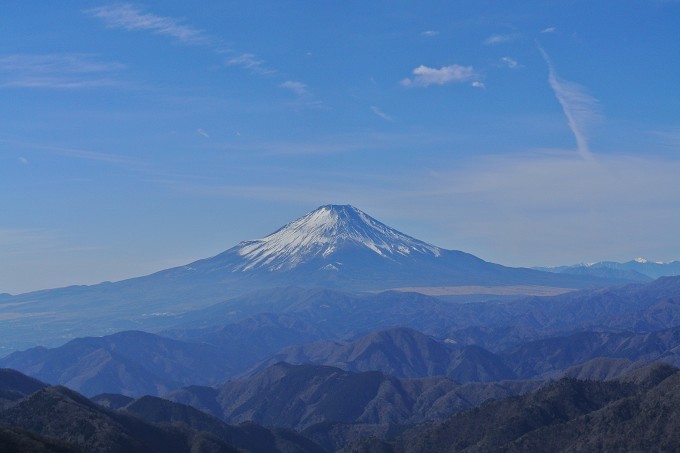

{"left": 175, "top": 203, "right": 619, "bottom": 293}
{"left": 230, "top": 205, "right": 442, "bottom": 272}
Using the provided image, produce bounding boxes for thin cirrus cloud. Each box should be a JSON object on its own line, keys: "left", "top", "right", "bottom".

{"left": 227, "top": 53, "right": 276, "bottom": 75}
{"left": 87, "top": 4, "right": 276, "bottom": 77}
{"left": 370, "top": 106, "right": 394, "bottom": 121}
{"left": 0, "top": 54, "right": 124, "bottom": 89}
{"left": 0, "top": 137, "right": 142, "bottom": 166}
{"left": 280, "top": 80, "right": 308, "bottom": 96}
{"left": 538, "top": 46, "right": 600, "bottom": 160}
{"left": 421, "top": 30, "right": 440, "bottom": 37}
{"left": 401, "top": 64, "right": 477, "bottom": 87}
{"left": 483, "top": 33, "right": 518, "bottom": 45}
{"left": 500, "top": 56, "right": 520, "bottom": 69}
{"left": 86, "top": 4, "right": 209, "bottom": 45}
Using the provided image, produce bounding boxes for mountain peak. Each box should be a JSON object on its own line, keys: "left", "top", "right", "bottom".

{"left": 230, "top": 204, "right": 442, "bottom": 272}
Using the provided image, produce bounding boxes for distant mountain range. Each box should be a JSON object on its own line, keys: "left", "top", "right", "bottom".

{"left": 3, "top": 276, "right": 680, "bottom": 398}
{"left": 0, "top": 205, "right": 633, "bottom": 352}
{"left": 535, "top": 257, "right": 680, "bottom": 282}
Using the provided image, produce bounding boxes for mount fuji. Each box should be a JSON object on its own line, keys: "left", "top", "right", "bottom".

{"left": 163, "top": 204, "right": 604, "bottom": 290}
{"left": 0, "top": 204, "right": 625, "bottom": 351}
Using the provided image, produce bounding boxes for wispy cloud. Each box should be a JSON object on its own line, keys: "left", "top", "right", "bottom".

{"left": 370, "top": 106, "right": 394, "bottom": 121}
{"left": 401, "top": 64, "right": 477, "bottom": 87}
{"left": 483, "top": 33, "right": 518, "bottom": 45}
{"left": 18, "top": 157, "right": 29, "bottom": 165}
{"left": 87, "top": 4, "right": 278, "bottom": 79}
{"left": 0, "top": 54, "right": 124, "bottom": 89}
{"left": 280, "top": 80, "right": 308, "bottom": 96}
{"left": 500, "top": 56, "right": 520, "bottom": 69}
{"left": 227, "top": 53, "right": 275, "bottom": 75}
{"left": 541, "top": 27, "right": 557, "bottom": 33}
{"left": 0, "top": 137, "right": 142, "bottom": 166}
{"left": 471, "top": 81, "right": 485, "bottom": 89}
{"left": 538, "top": 46, "right": 600, "bottom": 160}
{"left": 197, "top": 128, "right": 209, "bottom": 138}
{"left": 421, "top": 30, "right": 440, "bottom": 37}
{"left": 86, "top": 4, "right": 209, "bottom": 45}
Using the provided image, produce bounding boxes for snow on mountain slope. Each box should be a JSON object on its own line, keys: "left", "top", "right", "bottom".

{"left": 220, "top": 205, "right": 442, "bottom": 272}
{"left": 536, "top": 258, "right": 680, "bottom": 281}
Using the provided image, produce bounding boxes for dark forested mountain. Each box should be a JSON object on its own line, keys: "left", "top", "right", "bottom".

{"left": 0, "top": 205, "right": 627, "bottom": 352}
{"left": 251, "top": 327, "right": 515, "bottom": 382}
{"left": 0, "top": 426, "right": 79, "bottom": 453}
{"left": 0, "top": 368, "right": 47, "bottom": 398}
{"left": 166, "top": 362, "right": 541, "bottom": 431}
{"left": 0, "top": 369, "right": 326, "bottom": 453}
{"left": 346, "top": 363, "right": 680, "bottom": 453}
{"left": 121, "top": 395, "right": 326, "bottom": 453}
{"left": 0, "top": 331, "right": 236, "bottom": 396}
{"left": 0, "top": 368, "right": 48, "bottom": 410}
{"left": 0, "top": 385, "right": 239, "bottom": 452}
{"left": 257, "top": 325, "right": 680, "bottom": 383}
{"left": 6, "top": 363, "right": 680, "bottom": 452}
{"left": 500, "top": 325, "right": 680, "bottom": 379}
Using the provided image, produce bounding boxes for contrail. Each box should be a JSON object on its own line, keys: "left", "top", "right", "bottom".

{"left": 538, "top": 45, "right": 599, "bottom": 160}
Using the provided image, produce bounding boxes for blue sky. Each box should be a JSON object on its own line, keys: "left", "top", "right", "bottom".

{"left": 2, "top": 1, "right": 679, "bottom": 293}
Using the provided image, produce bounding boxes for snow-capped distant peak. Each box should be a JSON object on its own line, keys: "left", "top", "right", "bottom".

{"left": 634, "top": 257, "right": 648, "bottom": 264}
{"left": 231, "top": 204, "right": 442, "bottom": 272}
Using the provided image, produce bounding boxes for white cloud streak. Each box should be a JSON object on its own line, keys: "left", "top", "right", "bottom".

{"left": 0, "top": 137, "right": 142, "bottom": 166}
{"left": 0, "top": 54, "right": 124, "bottom": 89}
{"left": 483, "top": 33, "right": 518, "bottom": 45}
{"left": 280, "top": 81, "right": 308, "bottom": 96}
{"left": 370, "top": 106, "right": 394, "bottom": 121}
{"left": 500, "top": 56, "right": 520, "bottom": 69}
{"left": 421, "top": 30, "right": 440, "bottom": 37}
{"left": 87, "top": 5, "right": 277, "bottom": 78}
{"left": 197, "top": 129, "right": 209, "bottom": 138}
{"left": 541, "top": 27, "right": 557, "bottom": 33}
{"left": 86, "top": 4, "right": 208, "bottom": 44}
{"left": 538, "top": 46, "right": 600, "bottom": 160}
{"left": 227, "top": 53, "right": 275, "bottom": 75}
{"left": 401, "top": 64, "right": 477, "bottom": 87}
